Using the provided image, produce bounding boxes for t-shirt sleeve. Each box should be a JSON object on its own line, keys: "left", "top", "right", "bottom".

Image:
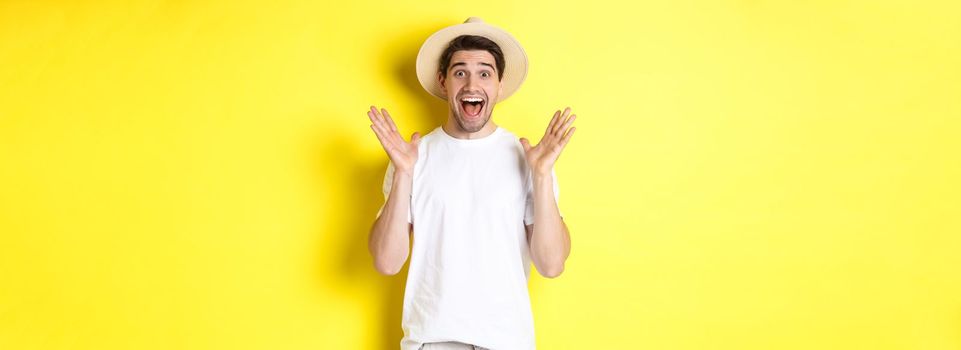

{"left": 524, "top": 168, "right": 562, "bottom": 226}
{"left": 375, "top": 161, "right": 412, "bottom": 224}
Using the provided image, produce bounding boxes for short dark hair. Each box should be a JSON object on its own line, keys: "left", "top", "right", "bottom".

{"left": 438, "top": 35, "right": 506, "bottom": 81}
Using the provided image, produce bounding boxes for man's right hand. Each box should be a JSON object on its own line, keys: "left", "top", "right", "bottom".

{"left": 368, "top": 105, "right": 421, "bottom": 175}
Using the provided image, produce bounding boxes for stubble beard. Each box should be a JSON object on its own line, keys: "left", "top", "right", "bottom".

{"left": 450, "top": 100, "right": 493, "bottom": 133}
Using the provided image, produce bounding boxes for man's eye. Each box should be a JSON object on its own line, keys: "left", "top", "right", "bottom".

{"left": 455, "top": 71, "right": 465, "bottom": 77}
{"left": 481, "top": 72, "right": 489, "bottom": 77}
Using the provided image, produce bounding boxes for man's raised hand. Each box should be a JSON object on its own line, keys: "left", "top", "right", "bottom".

{"left": 368, "top": 106, "right": 421, "bottom": 176}
{"left": 519, "top": 107, "right": 577, "bottom": 176}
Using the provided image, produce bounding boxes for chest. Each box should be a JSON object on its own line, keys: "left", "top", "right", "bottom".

{"left": 414, "top": 143, "right": 529, "bottom": 208}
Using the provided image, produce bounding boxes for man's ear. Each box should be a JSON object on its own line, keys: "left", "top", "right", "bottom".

{"left": 437, "top": 72, "right": 447, "bottom": 97}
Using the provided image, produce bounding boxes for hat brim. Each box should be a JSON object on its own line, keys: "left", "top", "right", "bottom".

{"left": 415, "top": 21, "right": 528, "bottom": 103}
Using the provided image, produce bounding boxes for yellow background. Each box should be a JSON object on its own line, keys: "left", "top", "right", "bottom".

{"left": 1, "top": 1, "right": 959, "bottom": 349}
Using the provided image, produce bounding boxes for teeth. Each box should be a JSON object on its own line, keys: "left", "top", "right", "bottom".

{"left": 461, "top": 97, "right": 484, "bottom": 102}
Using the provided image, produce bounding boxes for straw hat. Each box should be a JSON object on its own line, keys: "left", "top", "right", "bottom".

{"left": 415, "top": 17, "right": 528, "bottom": 103}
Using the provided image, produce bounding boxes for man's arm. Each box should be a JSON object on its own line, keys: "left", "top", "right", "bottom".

{"left": 519, "top": 107, "right": 577, "bottom": 279}
{"left": 368, "top": 171, "right": 414, "bottom": 275}
{"left": 367, "top": 105, "right": 419, "bottom": 276}
{"left": 526, "top": 172, "right": 571, "bottom": 278}
{"left": 368, "top": 170, "right": 413, "bottom": 276}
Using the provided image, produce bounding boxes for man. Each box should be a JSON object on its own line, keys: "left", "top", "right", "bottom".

{"left": 367, "top": 17, "right": 576, "bottom": 350}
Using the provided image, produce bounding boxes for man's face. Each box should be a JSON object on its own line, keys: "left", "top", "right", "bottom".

{"left": 439, "top": 50, "right": 503, "bottom": 133}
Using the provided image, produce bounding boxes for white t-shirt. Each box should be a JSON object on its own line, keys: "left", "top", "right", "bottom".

{"left": 376, "top": 125, "right": 560, "bottom": 350}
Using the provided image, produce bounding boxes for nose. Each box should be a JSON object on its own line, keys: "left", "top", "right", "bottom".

{"left": 464, "top": 75, "right": 481, "bottom": 92}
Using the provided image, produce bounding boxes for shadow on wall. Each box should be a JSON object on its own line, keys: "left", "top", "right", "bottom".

{"left": 313, "top": 131, "right": 405, "bottom": 349}
{"left": 386, "top": 18, "right": 453, "bottom": 133}
{"left": 314, "top": 19, "right": 453, "bottom": 350}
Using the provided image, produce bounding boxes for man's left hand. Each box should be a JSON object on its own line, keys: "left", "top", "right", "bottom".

{"left": 520, "top": 107, "right": 577, "bottom": 176}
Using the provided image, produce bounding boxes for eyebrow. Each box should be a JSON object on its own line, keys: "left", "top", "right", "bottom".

{"left": 451, "top": 62, "right": 496, "bottom": 71}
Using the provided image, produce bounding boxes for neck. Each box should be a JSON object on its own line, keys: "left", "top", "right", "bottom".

{"left": 442, "top": 118, "right": 498, "bottom": 140}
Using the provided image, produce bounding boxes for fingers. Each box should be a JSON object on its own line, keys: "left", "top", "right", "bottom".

{"left": 369, "top": 106, "right": 399, "bottom": 151}
{"left": 369, "top": 115, "right": 392, "bottom": 146}
{"left": 551, "top": 107, "right": 572, "bottom": 134}
{"left": 544, "top": 107, "right": 575, "bottom": 145}
{"left": 368, "top": 106, "right": 390, "bottom": 131}
{"left": 369, "top": 112, "right": 391, "bottom": 144}
{"left": 549, "top": 126, "right": 576, "bottom": 158}
{"left": 370, "top": 105, "right": 405, "bottom": 136}
{"left": 369, "top": 105, "right": 402, "bottom": 140}
{"left": 558, "top": 126, "right": 576, "bottom": 148}
{"left": 369, "top": 106, "right": 388, "bottom": 133}
{"left": 369, "top": 124, "right": 395, "bottom": 154}
{"left": 558, "top": 113, "right": 576, "bottom": 137}
{"left": 544, "top": 110, "right": 560, "bottom": 137}
{"left": 382, "top": 108, "right": 398, "bottom": 132}
{"left": 519, "top": 137, "right": 531, "bottom": 152}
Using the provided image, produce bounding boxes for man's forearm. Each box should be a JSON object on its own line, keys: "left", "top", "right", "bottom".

{"left": 530, "top": 172, "right": 571, "bottom": 278}
{"left": 368, "top": 172, "right": 413, "bottom": 275}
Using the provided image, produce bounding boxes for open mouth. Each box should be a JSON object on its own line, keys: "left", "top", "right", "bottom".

{"left": 460, "top": 96, "right": 485, "bottom": 119}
